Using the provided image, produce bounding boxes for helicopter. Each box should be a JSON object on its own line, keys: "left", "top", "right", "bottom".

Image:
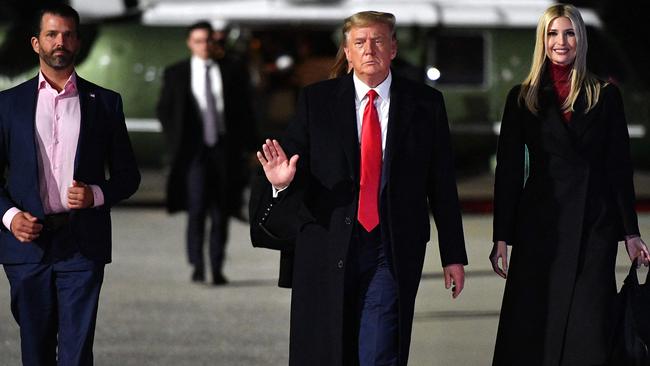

{"left": 1, "top": 0, "right": 648, "bottom": 197}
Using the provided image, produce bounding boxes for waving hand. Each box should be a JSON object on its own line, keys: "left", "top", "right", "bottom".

{"left": 256, "top": 139, "right": 299, "bottom": 189}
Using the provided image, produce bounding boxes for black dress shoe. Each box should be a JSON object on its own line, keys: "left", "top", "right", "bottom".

{"left": 192, "top": 268, "right": 205, "bottom": 283}
{"left": 212, "top": 273, "right": 228, "bottom": 286}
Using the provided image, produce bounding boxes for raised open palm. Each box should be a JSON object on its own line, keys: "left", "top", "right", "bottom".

{"left": 256, "top": 139, "right": 299, "bottom": 189}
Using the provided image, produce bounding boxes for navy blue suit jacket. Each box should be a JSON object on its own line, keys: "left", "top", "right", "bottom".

{"left": 0, "top": 75, "right": 140, "bottom": 264}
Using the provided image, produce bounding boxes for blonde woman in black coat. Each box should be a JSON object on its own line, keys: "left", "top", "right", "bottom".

{"left": 489, "top": 4, "right": 649, "bottom": 365}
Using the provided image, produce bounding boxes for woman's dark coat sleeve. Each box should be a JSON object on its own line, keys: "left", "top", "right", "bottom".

{"left": 603, "top": 84, "right": 640, "bottom": 237}
{"left": 493, "top": 86, "right": 526, "bottom": 244}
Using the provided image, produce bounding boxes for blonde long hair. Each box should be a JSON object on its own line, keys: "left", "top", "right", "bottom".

{"left": 519, "top": 3, "right": 602, "bottom": 114}
{"left": 329, "top": 11, "right": 396, "bottom": 79}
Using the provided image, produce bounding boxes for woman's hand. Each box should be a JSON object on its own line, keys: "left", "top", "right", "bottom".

{"left": 489, "top": 240, "right": 509, "bottom": 279}
{"left": 625, "top": 236, "right": 650, "bottom": 267}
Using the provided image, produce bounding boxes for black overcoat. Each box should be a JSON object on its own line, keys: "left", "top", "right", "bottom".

{"left": 492, "top": 80, "right": 640, "bottom": 366}
{"left": 156, "top": 57, "right": 257, "bottom": 214}
{"left": 251, "top": 73, "right": 468, "bottom": 365}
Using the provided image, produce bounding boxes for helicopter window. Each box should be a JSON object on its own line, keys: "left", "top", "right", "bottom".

{"left": 430, "top": 34, "right": 485, "bottom": 86}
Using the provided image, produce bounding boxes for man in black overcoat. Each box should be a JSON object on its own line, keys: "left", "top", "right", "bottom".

{"left": 157, "top": 22, "right": 256, "bottom": 284}
{"left": 251, "top": 11, "right": 467, "bottom": 366}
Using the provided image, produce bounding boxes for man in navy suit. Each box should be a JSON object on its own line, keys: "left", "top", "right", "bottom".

{"left": 0, "top": 4, "right": 140, "bottom": 365}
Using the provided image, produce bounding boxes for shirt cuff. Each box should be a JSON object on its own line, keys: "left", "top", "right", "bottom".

{"left": 89, "top": 185, "right": 105, "bottom": 207}
{"left": 2, "top": 207, "right": 21, "bottom": 231}
{"left": 272, "top": 185, "right": 288, "bottom": 198}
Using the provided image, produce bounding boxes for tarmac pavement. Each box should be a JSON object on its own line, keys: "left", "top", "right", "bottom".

{"left": 1, "top": 209, "right": 648, "bottom": 366}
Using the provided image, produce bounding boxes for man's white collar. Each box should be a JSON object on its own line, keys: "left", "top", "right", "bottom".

{"left": 352, "top": 71, "right": 392, "bottom": 102}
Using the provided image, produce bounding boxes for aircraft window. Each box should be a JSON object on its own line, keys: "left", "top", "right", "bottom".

{"left": 430, "top": 34, "right": 485, "bottom": 86}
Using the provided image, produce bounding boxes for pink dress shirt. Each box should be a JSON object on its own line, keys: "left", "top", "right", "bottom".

{"left": 2, "top": 72, "right": 104, "bottom": 230}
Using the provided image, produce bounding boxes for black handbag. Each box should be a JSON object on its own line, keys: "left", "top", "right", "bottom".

{"left": 612, "top": 260, "right": 650, "bottom": 366}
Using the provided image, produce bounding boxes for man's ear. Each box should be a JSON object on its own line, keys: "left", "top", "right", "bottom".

{"left": 31, "top": 37, "right": 40, "bottom": 55}
{"left": 344, "top": 46, "right": 350, "bottom": 62}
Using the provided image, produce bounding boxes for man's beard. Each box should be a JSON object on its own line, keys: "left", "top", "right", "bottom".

{"left": 40, "top": 47, "right": 75, "bottom": 70}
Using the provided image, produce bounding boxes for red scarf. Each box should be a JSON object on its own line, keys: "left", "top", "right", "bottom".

{"left": 549, "top": 62, "right": 572, "bottom": 122}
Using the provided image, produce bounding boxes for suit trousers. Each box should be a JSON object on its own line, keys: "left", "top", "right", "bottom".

{"left": 186, "top": 144, "right": 229, "bottom": 278}
{"left": 3, "top": 249, "right": 105, "bottom": 366}
{"left": 344, "top": 225, "right": 399, "bottom": 366}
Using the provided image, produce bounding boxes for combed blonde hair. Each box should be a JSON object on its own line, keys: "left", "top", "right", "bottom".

{"left": 329, "top": 11, "right": 396, "bottom": 79}
{"left": 519, "top": 3, "right": 602, "bottom": 114}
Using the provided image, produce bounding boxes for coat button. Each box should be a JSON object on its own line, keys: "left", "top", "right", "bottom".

{"left": 337, "top": 259, "right": 344, "bottom": 269}
{"left": 344, "top": 217, "right": 351, "bottom": 225}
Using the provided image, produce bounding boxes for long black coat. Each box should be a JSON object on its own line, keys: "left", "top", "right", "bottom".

{"left": 492, "top": 80, "right": 640, "bottom": 366}
{"left": 251, "top": 73, "right": 467, "bottom": 365}
{"left": 156, "top": 57, "right": 257, "bottom": 213}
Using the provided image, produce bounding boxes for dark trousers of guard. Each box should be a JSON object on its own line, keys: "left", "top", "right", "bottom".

{"left": 3, "top": 215, "right": 105, "bottom": 366}
{"left": 186, "top": 143, "right": 229, "bottom": 284}
{"left": 343, "top": 224, "right": 399, "bottom": 366}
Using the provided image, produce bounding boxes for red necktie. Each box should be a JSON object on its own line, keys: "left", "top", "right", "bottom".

{"left": 358, "top": 89, "right": 381, "bottom": 232}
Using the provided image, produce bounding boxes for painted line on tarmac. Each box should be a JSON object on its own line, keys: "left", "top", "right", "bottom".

{"left": 414, "top": 310, "right": 500, "bottom": 321}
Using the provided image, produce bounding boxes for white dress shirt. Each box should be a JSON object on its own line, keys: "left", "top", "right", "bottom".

{"left": 190, "top": 55, "right": 225, "bottom": 133}
{"left": 352, "top": 71, "right": 391, "bottom": 157}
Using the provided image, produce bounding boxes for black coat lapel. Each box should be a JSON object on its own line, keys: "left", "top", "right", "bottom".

{"left": 16, "top": 78, "right": 40, "bottom": 174}
{"left": 216, "top": 58, "right": 229, "bottom": 91}
{"left": 538, "top": 84, "right": 581, "bottom": 158}
{"left": 333, "top": 74, "right": 360, "bottom": 183}
{"left": 540, "top": 84, "right": 571, "bottom": 137}
{"left": 75, "top": 77, "right": 96, "bottom": 173}
{"left": 569, "top": 90, "right": 596, "bottom": 140}
{"left": 183, "top": 61, "right": 202, "bottom": 128}
{"left": 383, "top": 75, "right": 414, "bottom": 191}
{"left": 13, "top": 77, "right": 44, "bottom": 217}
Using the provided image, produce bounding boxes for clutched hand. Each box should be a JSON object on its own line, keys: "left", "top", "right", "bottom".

{"left": 10, "top": 211, "right": 43, "bottom": 243}
{"left": 625, "top": 235, "right": 650, "bottom": 267}
{"left": 443, "top": 263, "right": 465, "bottom": 299}
{"left": 489, "top": 240, "right": 509, "bottom": 279}
{"left": 67, "top": 180, "right": 94, "bottom": 209}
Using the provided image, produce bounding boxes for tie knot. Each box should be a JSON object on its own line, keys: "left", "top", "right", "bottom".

{"left": 366, "top": 89, "right": 378, "bottom": 102}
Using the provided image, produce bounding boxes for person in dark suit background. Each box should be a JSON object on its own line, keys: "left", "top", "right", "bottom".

{"left": 489, "top": 4, "right": 649, "bottom": 365}
{"left": 252, "top": 11, "right": 467, "bottom": 366}
{"left": 0, "top": 3, "right": 140, "bottom": 365}
{"left": 209, "top": 28, "right": 257, "bottom": 222}
{"left": 157, "top": 22, "right": 256, "bottom": 285}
